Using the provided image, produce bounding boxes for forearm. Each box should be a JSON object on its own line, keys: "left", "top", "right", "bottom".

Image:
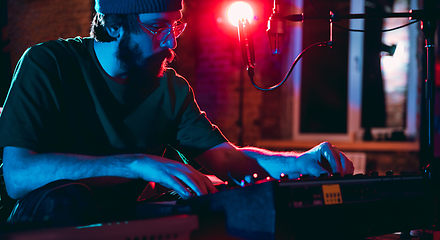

{"left": 238, "top": 146, "right": 300, "bottom": 179}
{"left": 195, "top": 143, "right": 300, "bottom": 182}
{"left": 3, "top": 147, "right": 144, "bottom": 199}
{"left": 241, "top": 142, "right": 355, "bottom": 178}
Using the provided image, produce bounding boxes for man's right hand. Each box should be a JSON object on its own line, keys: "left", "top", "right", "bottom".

{"left": 129, "top": 155, "right": 217, "bottom": 199}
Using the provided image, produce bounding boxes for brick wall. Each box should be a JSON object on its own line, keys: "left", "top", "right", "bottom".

{"left": 5, "top": 0, "right": 93, "bottom": 73}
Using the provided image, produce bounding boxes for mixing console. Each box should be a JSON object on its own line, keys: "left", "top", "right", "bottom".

{"left": 182, "top": 172, "right": 435, "bottom": 240}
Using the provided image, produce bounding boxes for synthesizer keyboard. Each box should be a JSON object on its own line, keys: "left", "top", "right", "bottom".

{"left": 181, "top": 173, "right": 435, "bottom": 240}
{"left": 1, "top": 214, "right": 198, "bottom": 240}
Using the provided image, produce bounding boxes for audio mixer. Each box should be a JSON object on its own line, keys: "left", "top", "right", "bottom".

{"left": 181, "top": 172, "right": 435, "bottom": 240}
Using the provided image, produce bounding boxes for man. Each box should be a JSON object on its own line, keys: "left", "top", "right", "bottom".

{"left": 0, "top": 0, "right": 353, "bottom": 227}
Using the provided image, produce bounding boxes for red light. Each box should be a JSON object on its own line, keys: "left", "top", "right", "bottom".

{"left": 280, "top": 173, "right": 285, "bottom": 178}
{"left": 227, "top": 2, "right": 254, "bottom": 27}
{"left": 253, "top": 173, "right": 258, "bottom": 178}
{"left": 266, "top": 177, "right": 271, "bottom": 180}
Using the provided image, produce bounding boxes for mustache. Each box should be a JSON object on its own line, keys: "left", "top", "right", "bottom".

{"left": 155, "top": 48, "right": 176, "bottom": 65}
{"left": 150, "top": 48, "right": 177, "bottom": 77}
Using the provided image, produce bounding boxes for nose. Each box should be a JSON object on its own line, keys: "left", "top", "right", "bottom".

{"left": 160, "top": 31, "right": 177, "bottom": 49}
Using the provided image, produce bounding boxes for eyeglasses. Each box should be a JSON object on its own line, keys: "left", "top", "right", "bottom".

{"left": 137, "top": 15, "right": 187, "bottom": 44}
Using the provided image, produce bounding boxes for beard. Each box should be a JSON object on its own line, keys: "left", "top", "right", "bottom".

{"left": 116, "top": 32, "right": 176, "bottom": 86}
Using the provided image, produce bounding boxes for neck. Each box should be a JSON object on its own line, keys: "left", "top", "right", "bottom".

{"left": 94, "top": 40, "right": 126, "bottom": 77}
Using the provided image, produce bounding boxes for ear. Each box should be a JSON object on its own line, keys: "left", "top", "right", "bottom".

{"left": 106, "top": 27, "right": 123, "bottom": 39}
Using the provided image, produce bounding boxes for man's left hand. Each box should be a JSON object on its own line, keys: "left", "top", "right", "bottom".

{"left": 294, "top": 142, "right": 354, "bottom": 177}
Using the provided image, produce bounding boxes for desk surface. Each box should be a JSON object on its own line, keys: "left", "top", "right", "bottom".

{"left": 255, "top": 140, "right": 420, "bottom": 152}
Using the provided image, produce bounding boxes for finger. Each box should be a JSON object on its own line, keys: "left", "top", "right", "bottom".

{"left": 175, "top": 171, "right": 209, "bottom": 196}
{"left": 160, "top": 175, "right": 193, "bottom": 199}
{"left": 201, "top": 174, "right": 218, "bottom": 193}
{"left": 169, "top": 164, "right": 209, "bottom": 196}
{"left": 340, "top": 152, "right": 354, "bottom": 175}
{"left": 306, "top": 163, "right": 331, "bottom": 177}
{"left": 332, "top": 145, "right": 346, "bottom": 175}
{"left": 189, "top": 171, "right": 216, "bottom": 194}
{"left": 296, "top": 152, "right": 330, "bottom": 177}
{"left": 330, "top": 144, "right": 344, "bottom": 174}
{"left": 339, "top": 152, "right": 347, "bottom": 175}
{"left": 189, "top": 170, "right": 217, "bottom": 194}
{"left": 320, "top": 142, "right": 342, "bottom": 175}
{"left": 193, "top": 173, "right": 212, "bottom": 195}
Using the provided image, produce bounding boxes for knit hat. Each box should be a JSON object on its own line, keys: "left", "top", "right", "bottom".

{"left": 95, "top": 0, "right": 183, "bottom": 14}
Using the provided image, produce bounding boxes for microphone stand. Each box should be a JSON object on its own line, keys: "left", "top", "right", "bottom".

{"left": 283, "top": 9, "right": 439, "bottom": 170}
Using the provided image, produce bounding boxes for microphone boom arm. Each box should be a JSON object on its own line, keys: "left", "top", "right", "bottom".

{"left": 260, "top": 8, "right": 440, "bottom": 172}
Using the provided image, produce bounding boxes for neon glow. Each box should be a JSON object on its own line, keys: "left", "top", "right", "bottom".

{"left": 253, "top": 173, "right": 258, "bottom": 178}
{"left": 227, "top": 2, "right": 253, "bottom": 27}
{"left": 76, "top": 223, "right": 103, "bottom": 229}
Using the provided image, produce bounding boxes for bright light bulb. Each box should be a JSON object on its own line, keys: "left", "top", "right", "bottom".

{"left": 227, "top": 2, "right": 253, "bottom": 27}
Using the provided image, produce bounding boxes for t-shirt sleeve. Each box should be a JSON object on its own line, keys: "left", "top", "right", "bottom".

{"left": 0, "top": 44, "right": 64, "bottom": 152}
{"left": 167, "top": 72, "right": 228, "bottom": 159}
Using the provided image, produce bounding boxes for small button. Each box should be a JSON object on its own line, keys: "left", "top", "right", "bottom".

{"left": 300, "top": 174, "right": 311, "bottom": 180}
{"left": 319, "top": 173, "right": 329, "bottom": 178}
{"left": 280, "top": 173, "right": 289, "bottom": 179}
{"left": 332, "top": 173, "right": 341, "bottom": 178}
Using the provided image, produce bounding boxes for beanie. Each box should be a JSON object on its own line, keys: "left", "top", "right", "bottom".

{"left": 95, "top": 0, "right": 183, "bottom": 14}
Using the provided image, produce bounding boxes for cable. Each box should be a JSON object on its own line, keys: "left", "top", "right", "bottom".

{"left": 306, "top": 0, "right": 321, "bottom": 14}
{"left": 250, "top": 41, "right": 330, "bottom": 91}
{"left": 333, "top": 20, "right": 419, "bottom": 33}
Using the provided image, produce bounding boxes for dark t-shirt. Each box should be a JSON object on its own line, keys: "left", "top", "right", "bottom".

{"left": 0, "top": 37, "right": 227, "bottom": 159}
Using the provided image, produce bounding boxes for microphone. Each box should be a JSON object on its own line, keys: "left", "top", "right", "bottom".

{"left": 266, "top": 0, "right": 286, "bottom": 55}
{"left": 238, "top": 18, "right": 255, "bottom": 78}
